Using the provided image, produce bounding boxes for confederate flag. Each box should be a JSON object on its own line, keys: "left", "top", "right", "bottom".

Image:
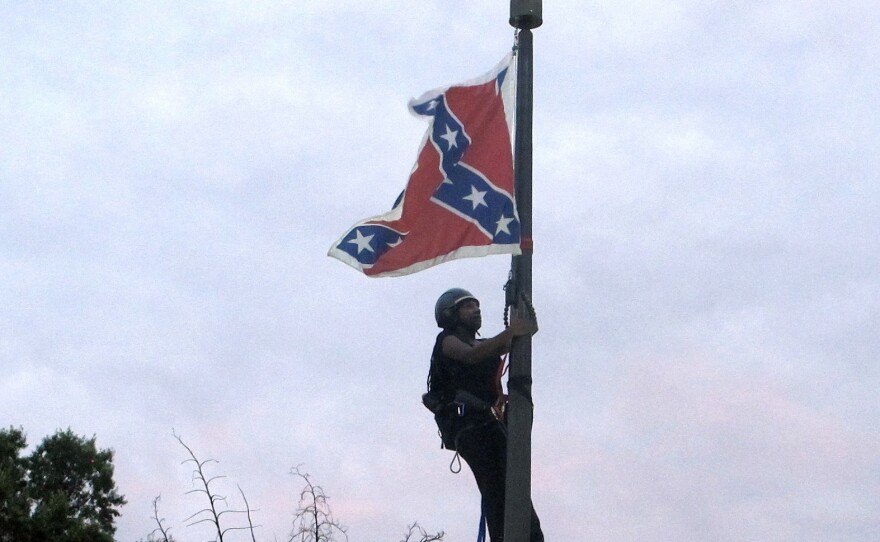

{"left": 329, "top": 54, "right": 519, "bottom": 277}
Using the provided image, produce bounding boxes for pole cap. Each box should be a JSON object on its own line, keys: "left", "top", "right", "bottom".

{"left": 510, "top": 0, "right": 543, "bottom": 29}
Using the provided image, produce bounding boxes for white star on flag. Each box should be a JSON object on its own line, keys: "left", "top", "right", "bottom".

{"left": 348, "top": 229, "right": 375, "bottom": 254}
{"left": 463, "top": 185, "right": 488, "bottom": 210}
{"left": 440, "top": 125, "right": 459, "bottom": 149}
{"left": 495, "top": 214, "right": 515, "bottom": 235}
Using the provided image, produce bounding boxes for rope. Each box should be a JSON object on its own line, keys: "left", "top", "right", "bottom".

{"left": 449, "top": 451, "right": 462, "bottom": 474}
{"left": 476, "top": 510, "right": 487, "bottom": 542}
{"left": 502, "top": 280, "right": 537, "bottom": 328}
{"left": 491, "top": 354, "right": 509, "bottom": 421}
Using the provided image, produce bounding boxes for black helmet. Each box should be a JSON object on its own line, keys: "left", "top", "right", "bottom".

{"left": 434, "top": 288, "right": 478, "bottom": 328}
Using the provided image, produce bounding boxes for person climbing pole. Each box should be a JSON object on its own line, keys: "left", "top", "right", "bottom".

{"left": 424, "top": 287, "right": 544, "bottom": 542}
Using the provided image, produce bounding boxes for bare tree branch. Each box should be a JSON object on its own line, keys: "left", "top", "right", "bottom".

{"left": 400, "top": 521, "right": 445, "bottom": 542}
{"left": 174, "top": 432, "right": 226, "bottom": 541}
{"left": 154, "top": 433, "right": 443, "bottom": 541}
{"left": 148, "top": 495, "right": 174, "bottom": 542}
{"left": 288, "top": 465, "right": 348, "bottom": 542}
{"left": 235, "top": 485, "right": 259, "bottom": 542}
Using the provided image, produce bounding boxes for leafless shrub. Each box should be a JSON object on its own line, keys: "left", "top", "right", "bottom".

{"left": 174, "top": 432, "right": 260, "bottom": 541}
{"left": 400, "top": 521, "right": 445, "bottom": 541}
{"left": 288, "top": 465, "right": 348, "bottom": 542}
{"left": 147, "top": 495, "right": 174, "bottom": 542}
{"left": 147, "top": 434, "right": 442, "bottom": 541}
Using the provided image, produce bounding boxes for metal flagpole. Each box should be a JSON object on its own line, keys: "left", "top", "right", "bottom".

{"left": 505, "top": 1, "right": 542, "bottom": 541}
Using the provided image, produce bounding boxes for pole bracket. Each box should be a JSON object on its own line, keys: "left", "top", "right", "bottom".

{"left": 510, "top": 0, "right": 543, "bottom": 29}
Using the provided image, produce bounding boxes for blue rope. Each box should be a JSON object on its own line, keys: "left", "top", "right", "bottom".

{"left": 476, "top": 509, "right": 487, "bottom": 542}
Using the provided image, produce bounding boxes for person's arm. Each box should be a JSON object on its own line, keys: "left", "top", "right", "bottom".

{"left": 442, "top": 302, "right": 538, "bottom": 364}
{"left": 442, "top": 328, "right": 515, "bottom": 364}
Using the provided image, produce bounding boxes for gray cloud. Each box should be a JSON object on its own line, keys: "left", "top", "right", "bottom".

{"left": 2, "top": 2, "right": 879, "bottom": 541}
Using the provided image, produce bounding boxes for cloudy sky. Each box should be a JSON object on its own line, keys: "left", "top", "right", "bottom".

{"left": 2, "top": 1, "right": 879, "bottom": 541}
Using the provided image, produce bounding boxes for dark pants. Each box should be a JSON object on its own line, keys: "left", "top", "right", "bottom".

{"left": 456, "top": 420, "right": 544, "bottom": 542}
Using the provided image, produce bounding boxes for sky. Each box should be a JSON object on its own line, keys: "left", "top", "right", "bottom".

{"left": 2, "top": 1, "right": 879, "bottom": 541}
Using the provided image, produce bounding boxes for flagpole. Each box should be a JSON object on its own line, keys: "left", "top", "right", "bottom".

{"left": 506, "top": 2, "right": 542, "bottom": 541}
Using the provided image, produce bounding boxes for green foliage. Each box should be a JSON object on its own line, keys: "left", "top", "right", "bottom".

{"left": 0, "top": 426, "right": 126, "bottom": 542}
{"left": 0, "top": 427, "right": 30, "bottom": 542}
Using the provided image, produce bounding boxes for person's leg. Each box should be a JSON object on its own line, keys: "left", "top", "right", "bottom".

{"left": 529, "top": 503, "right": 544, "bottom": 541}
{"left": 457, "top": 423, "right": 507, "bottom": 541}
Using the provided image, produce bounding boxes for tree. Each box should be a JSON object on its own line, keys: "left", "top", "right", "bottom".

{"left": 289, "top": 465, "right": 347, "bottom": 542}
{"left": 0, "top": 426, "right": 126, "bottom": 542}
{"left": 146, "top": 495, "right": 176, "bottom": 542}
{"left": 175, "top": 433, "right": 258, "bottom": 542}
{"left": 0, "top": 427, "right": 30, "bottom": 542}
{"left": 400, "top": 522, "right": 445, "bottom": 542}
